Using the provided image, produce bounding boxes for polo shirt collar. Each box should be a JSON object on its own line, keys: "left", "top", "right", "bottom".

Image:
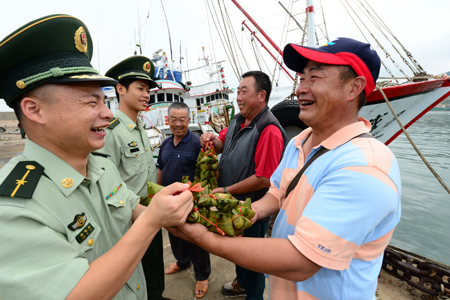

{"left": 171, "top": 129, "right": 192, "bottom": 144}
{"left": 294, "top": 117, "right": 372, "bottom": 150}
{"left": 22, "top": 140, "right": 105, "bottom": 197}
{"left": 115, "top": 110, "right": 143, "bottom": 131}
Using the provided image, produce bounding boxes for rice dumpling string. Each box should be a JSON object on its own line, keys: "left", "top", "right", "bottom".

{"left": 192, "top": 207, "right": 225, "bottom": 236}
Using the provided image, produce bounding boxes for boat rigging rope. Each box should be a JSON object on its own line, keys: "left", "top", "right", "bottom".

{"left": 360, "top": 0, "right": 426, "bottom": 75}
{"left": 355, "top": 0, "right": 419, "bottom": 76}
{"left": 272, "top": 0, "right": 292, "bottom": 86}
{"left": 223, "top": 0, "right": 246, "bottom": 75}
{"left": 205, "top": 1, "right": 225, "bottom": 97}
{"left": 250, "top": 36, "right": 262, "bottom": 71}
{"left": 205, "top": 0, "right": 240, "bottom": 81}
{"left": 217, "top": 1, "right": 240, "bottom": 77}
{"left": 319, "top": 0, "right": 329, "bottom": 41}
{"left": 376, "top": 86, "right": 450, "bottom": 195}
{"left": 301, "top": 12, "right": 308, "bottom": 45}
{"left": 340, "top": 0, "right": 402, "bottom": 82}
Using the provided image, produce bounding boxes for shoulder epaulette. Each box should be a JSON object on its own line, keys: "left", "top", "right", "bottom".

{"left": 108, "top": 117, "right": 120, "bottom": 129}
{"left": 91, "top": 152, "right": 110, "bottom": 158}
{"left": 0, "top": 161, "right": 44, "bottom": 199}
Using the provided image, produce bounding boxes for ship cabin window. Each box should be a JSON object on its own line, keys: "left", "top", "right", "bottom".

{"left": 224, "top": 94, "right": 229, "bottom": 100}
{"left": 180, "top": 97, "right": 184, "bottom": 103}
{"left": 149, "top": 95, "right": 155, "bottom": 104}
{"left": 215, "top": 93, "right": 220, "bottom": 100}
{"left": 174, "top": 94, "right": 179, "bottom": 102}
{"left": 166, "top": 93, "right": 173, "bottom": 102}
{"left": 157, "top": 93, "right": 165, "bottom": 102}
{"left": 206, "top": 96, "right": 211, "bottom": 103}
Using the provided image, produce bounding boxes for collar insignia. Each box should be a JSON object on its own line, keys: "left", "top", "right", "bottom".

{"left": 68, "top": 213, "right": 87, "bottom": 231}
{"left": 74, "top": 26, "right": 88, "bottom": 53}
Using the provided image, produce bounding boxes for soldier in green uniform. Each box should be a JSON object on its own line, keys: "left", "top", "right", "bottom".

{"left": 0, "top": 14, "right": 193, "bottom": 300}
{"left": 100, "top": 57, "right": 167, "bottom": 300}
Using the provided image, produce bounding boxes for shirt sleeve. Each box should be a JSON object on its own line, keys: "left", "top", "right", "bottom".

{"left": 217, "top": 127, "right": 228, "bottom": 144}
{"left": 156, "top": 141, "right": 165, "bottom": 170}
{"left": 254, "top": 125, "right": 284, "bottom": 178}
{"left": 0, "top": 206, "right": 89, "bottom": 299}
{"left": 288, "top": 166, "right": 400, "bottom": 270}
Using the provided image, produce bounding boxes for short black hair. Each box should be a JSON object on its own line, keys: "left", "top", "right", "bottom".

{"left": 242, "top": 71, "right": 272, "bottom": 104}
{"left": 168, "top": 101, "right": 190, "bottom": 116}
{"left": 114, "top": 78, "right": 136, "bottom": 101}
{"left": 338, "top": 66, "right": 366, "bottom": 110}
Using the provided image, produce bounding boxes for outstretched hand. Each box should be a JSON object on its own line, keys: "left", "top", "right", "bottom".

{"left": 166, "top": 222, "right": 209, "bottom": 245}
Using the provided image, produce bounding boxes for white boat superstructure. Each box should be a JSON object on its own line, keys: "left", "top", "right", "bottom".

{"left": 104, "top": 48, "right": 235, "bottom": 149}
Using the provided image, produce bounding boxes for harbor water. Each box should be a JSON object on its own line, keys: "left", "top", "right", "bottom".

{"left": 388, "top": 111, "right": 450, "bottom": 265}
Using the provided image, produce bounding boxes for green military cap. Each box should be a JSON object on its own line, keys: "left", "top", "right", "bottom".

{"left": 0, "top": 14, "right": 117, "bottom": 107}
{"left": 105, "top": 55, "right": 158, "bottom": 88}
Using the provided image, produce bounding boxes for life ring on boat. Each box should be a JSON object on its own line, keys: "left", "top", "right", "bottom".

{"left": 270, "top": 99, "right": 308, "bottom": 141}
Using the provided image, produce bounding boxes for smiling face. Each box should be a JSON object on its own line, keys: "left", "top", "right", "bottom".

{"left": 36, "top": 82, "right": 113, "bottom": 156}
{"left": 169, "top": 107, "right": 190, "bottom": 139}
{"left": 296, "top": 61, "right": 356, "bottom": 131}
{"left": 118, "top": 79, "right": 151, "bottom": 113}
{"left": 236, "top": 76, "right": 266, "bottom": 121}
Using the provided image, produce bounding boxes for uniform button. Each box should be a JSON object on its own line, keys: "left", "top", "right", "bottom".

{"left": 137, "top": 284, "right": 140, "bottom": 290}
{"left": 88, "top": 239, "right": 94, "bottom": 246}
{"left": 149, "top": 165, "right": 151, "bottom": 168}
{"left": 120, "top": 200, "right": 124, "bottom": 205}
{"left": 146, "top": 148, "right": 148, "bottom": 151}
{"left": 135, "top": 153, "right": 138, "bottom": 157}
{"left": 62, "top": 178, "right": 74, "bottom": 188}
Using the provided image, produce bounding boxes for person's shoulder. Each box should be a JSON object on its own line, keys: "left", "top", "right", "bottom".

{"left": 0, "top": 156, "right": 44, "bottom": 200}
{"left": 190, "top": 132, "right": 201, "bottom": 143}
{"left": 89, "top": 152, "right": 116, "bottom": 168}
{"left": 107, "top": 117, "right": 120, "bottom": 130}
{"left": 161, "top": 137, "right": 171, "bottom": 149}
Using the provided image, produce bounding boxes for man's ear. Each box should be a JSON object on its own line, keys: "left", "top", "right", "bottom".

{"left": 21, "top": 97, "right": 46, "bottom": 125}
{"left": 116, "top": 83, "right": 126, "bottom": 96}
{"left": 348, "top": 76, "right": 366, "bottom": 102}
{"left": 259, "top": 90, "right": 267, "bottom": 103}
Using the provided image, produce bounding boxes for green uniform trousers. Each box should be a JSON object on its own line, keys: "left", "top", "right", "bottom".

{"left": 141, "top": 229, "right": 165, "bottom": 300}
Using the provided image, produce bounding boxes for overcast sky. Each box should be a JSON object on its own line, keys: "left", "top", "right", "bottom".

{"left": 1, "top": 0, "right": 449, "bottom": 112}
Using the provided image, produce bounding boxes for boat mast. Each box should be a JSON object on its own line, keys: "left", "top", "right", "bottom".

{"left": 306, "top": 0, "right": 316, "bottom": 47}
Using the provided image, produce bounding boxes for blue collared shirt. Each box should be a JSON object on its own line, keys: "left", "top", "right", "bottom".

{"left": 157, "top": 130, "right": 201, "bottom": 186}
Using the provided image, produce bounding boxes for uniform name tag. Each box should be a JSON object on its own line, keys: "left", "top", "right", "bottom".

{"left": 76, "top": 223, "right": 95, "bottom": 244}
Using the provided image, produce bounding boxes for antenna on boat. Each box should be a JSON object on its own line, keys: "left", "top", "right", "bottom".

{"left": 136, "top": 0, "right": 142, "bottom": 54}
{"left": 306, "top": 0, "right": 316, "bottom": 47}
{"left": 160, "top": 0, "right": 173, "bottom": 62}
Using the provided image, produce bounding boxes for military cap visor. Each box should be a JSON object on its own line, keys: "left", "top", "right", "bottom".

{"left": 105, "top": 56, "right": 158, "bottom": 89}
{"left": 0, "top": 14, "right": 116, "bottom": 107}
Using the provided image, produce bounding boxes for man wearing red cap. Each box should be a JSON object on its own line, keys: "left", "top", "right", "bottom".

{"left": 169, "top": 38, "right": 401, "bottom": 299}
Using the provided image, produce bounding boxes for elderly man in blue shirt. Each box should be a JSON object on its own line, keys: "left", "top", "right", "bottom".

{"left": 157, "top": 102, "right": 211, "bottom": 299}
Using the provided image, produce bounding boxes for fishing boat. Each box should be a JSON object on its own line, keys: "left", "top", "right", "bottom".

{"left": 206, "top": 0, "right": 450, "bottom": 297}
{"left": 215, "top": 0, "right": 450, "bottom": 144}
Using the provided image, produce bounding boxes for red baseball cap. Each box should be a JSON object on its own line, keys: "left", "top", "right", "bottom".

{"left": 283, "top": 38, "right": 381, "bottom": 97}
